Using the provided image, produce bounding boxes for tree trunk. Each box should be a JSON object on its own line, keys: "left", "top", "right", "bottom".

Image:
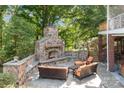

{"left": 86, "top": 42, "right": 90, "bottom": 56}
{"left": 0, "top": 29, "right": 2, "bottom": 48}
{"left": 0, "top": 18, "right": 3, "bottom": 48}
{"left": 13, "top": 35, "right": 17, "bottom": 56}
{"left": 35, "top": 29, "right": 39, "bottom": 40}
{"left": 41, "top": 5, "right": 49, "bottom": 37}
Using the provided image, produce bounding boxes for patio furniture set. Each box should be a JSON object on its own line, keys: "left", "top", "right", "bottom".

{"left": 38, "top": 56, "right": 99, "bottom": 80}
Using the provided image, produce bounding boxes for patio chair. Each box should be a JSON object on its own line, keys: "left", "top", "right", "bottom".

{"left": 74, "top": 62, "right": 98, "bottom": 79}
{"left": 73, "top": 56, "right": 98, "bottom": 79}
{"left": 74, "top": 56, "right": 94, "bottom": 66}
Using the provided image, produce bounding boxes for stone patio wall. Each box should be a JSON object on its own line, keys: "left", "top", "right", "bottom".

{"left": 64, "top": 50, "right": 88, "bottom": 61}
{"left": 3, "top": 55, "right": 38, "bottom": 85}
{"left": 3, "top": 50, "right": 88, "bottom": 86}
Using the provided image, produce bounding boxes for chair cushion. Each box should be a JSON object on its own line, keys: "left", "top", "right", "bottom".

{"left": 74, "top": 61, "right": 86, "bottom": 66}
{"left": 74, "top": 65, "right": 92, "bottom": 78}
{"left": 87, "top": 56, "right": 94, "bottom": 63}
{"left": 74, "top": 65, "right": 86, "bottom": 77}
{"left": 75, "top": 61, "right": 82, "bottom": 65}
{"left": 86, "top": 61, "right": 91, "bottom": 65}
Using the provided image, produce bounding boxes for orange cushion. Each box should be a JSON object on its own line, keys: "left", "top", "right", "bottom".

{"left": 79, "top": 65, "right": 86, "bottom": 69}
{"left": 75, "top": 61, "right": 86, "bottom": 66}
{"left": 75, "top": 61, "right": 83, "bottom": 65}
{"left": 87, "top": 56, "right": 94, "bottom": 63}
{"left": 75, "top": 65, "right": 86, "bottom": 77}
{"left": 86, "top": 61, "right": 91, "bottom": 65}
{"left": 82, "top": 61, "right": 87, "bottom": 65}
{"left": 75, "top": 70, "right": 81, "bottom": 76}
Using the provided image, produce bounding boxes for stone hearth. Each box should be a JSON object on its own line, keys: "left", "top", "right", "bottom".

{"left": 35, "top": 26, "right": 65, "bottom": 63}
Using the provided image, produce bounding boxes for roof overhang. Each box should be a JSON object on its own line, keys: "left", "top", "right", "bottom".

{"left": 98, "top": 31, "right": 107, "bottom": 35}
{"left": 98, "top": 28, "right": 124, "bottom": 36}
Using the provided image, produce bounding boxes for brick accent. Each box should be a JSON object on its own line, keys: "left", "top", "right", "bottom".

{"left": 108, "top": 35, "right": 115, "bottom": 71}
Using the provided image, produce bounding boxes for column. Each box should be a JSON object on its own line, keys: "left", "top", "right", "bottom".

{"left": 121, "top": 39, "right": 123, "bottom": 54}
{"left": 108, "top": 34, "right": 115, "bottom": 71}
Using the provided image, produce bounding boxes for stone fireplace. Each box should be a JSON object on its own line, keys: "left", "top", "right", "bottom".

{"left": 35, "top": 26, "right": 65, "bottom": 63}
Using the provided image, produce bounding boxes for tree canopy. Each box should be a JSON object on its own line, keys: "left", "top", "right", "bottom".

{"left": 0, "top": 5, "right": 106, "bottom": 63}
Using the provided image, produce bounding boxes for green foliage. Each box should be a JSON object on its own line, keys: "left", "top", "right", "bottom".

{"left": 58, "top": 6, "right": 106, "bottom": 50}
{"left": 0, "top": 6, "right": 8, "bottom": 48}
{"left": 17, "top": 5, "right": 74, "bottom": 39}
{"left": 0, "top": 15, "right": 35, "bottom": 62}
{"left": 0, "top": 5, "right": 106, "bottom": 62}
{"left": 17, "top": 5, "right": 106, "bottom": 50}
{"left": 0, "top": 73, "right": 16, "bottom": 88}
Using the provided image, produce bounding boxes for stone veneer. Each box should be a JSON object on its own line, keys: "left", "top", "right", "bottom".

{"left": 3, "top": 55, "right": 38, "bottom": 85}
{"left": 35, "top": 26, "right": 65, "bottom": 62}
{"left": 64, "top": 51, "right": 88, "bottom": 61}
{"left": 3, "top": 51, "right": 88, "bottom": 86}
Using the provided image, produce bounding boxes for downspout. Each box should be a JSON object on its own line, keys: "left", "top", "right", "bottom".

{"left": 107, "top": 5, "right": 109, "bottom": 71}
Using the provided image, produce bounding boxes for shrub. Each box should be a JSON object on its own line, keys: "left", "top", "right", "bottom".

{"left": 0, "top": 73, "right": 16, "bottom": 88}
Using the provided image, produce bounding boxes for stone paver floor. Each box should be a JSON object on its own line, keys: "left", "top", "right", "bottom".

{"left": 25, "top": 62, "right": 124, "bottom": 88}
{"left": 26, "top": 72, "right": 101, "bottom": 88}
{"left": 97, "top": 63, "right": 124, "bottom": 88}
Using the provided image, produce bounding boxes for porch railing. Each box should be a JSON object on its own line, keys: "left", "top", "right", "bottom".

{"left": 109, "top": 13, "right": 124, "bottom": 30}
